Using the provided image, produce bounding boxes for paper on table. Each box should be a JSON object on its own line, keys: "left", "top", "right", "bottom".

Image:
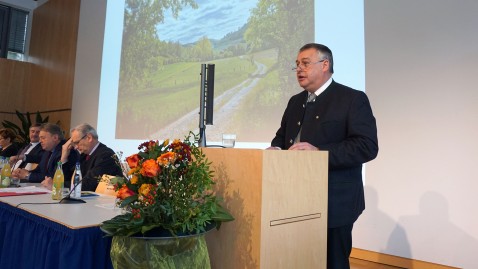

{"left": 0, "top": 186, "right": 50, "bottom": 193}
{"left": 0, "top": 186, "right": 50, "bottom": 196}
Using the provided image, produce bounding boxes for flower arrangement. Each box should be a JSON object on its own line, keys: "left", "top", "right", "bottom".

{"left": 100, "top": 133, "right": 234, "bottom": 237}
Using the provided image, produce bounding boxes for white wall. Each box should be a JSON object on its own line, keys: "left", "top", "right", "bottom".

{"left": 353, "top": 1, "right": 478, "bottom": 268}
{"left": 71, "top": 0, "right": 107, "bottom": 130}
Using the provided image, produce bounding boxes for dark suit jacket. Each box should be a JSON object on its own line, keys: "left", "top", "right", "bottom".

{"left": 271, "top": 80, "right": 378, "bottom": 228}
{"left": 79, "top": 143, "right": 122, "bottom": 191}
{"left": 20, "top": 143, "right": 44, "bottom": 168}
{"left": 28, "top": 140, "right": 78, "bottom": 185}
{"left": 0, "top": 144, "right": 19, "bottom": 158}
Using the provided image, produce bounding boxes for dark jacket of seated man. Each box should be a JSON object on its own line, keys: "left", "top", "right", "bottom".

{"left": 79, "top": 143, "right": 123, "bottom": 191}
{"left": 64, "top": 123, "right": 124, "bottom": 192}
{"left": 27, "top": 140, "right": 78, "bottom": 186}
{"left": 21, "top": 143, "right": 45, "bottom": 168}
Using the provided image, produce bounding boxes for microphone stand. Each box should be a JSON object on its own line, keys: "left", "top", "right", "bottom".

{"left": 198, "top": 64, "right": 207, "bottom": 147}
{"left": 59, "top": 178, "right": 86, "bottom": 204}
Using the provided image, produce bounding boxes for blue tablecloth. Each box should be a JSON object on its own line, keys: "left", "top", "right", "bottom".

{"left": 0, "top": 201, "right": 113, "bottom": 269}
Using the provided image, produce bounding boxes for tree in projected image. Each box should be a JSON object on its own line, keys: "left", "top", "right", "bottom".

{"left": 119, "top": 0, "right": 198, "bottom": 98}
{"left": 116, "top": 0, "right": 314, "bottom": 142}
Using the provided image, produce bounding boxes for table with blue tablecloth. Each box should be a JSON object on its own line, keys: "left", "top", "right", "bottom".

{"left": 0, "top": 186, "right": 121, "bottom": 269}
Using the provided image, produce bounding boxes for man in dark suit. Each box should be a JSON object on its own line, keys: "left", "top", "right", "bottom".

{"left": 11, "top": 123, "right": 44, "bottom": 171}
{"left": 12, "top": 123, "right": 77, "bottom": 187}
{"left": 268, "top": 43, "right": 378, "bottom": 269}
{"left": 60, "top": 123, "right": 122, "bottom": 191}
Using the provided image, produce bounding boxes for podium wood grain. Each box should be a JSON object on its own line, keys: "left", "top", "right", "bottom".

{"left": 204, "top": 148, "right": 328, "bottom": 269}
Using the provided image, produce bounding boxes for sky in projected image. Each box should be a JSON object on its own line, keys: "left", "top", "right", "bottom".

{"left": 115, "top": 0, "right": 315, "bottom": 144}
{"left": 159, "top": 0, "right": 257, "bottom": 44}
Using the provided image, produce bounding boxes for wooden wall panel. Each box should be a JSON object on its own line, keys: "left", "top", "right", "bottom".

{"left": 26, "top": 0, "right": 81, "bottom": 130}
{"left": 0, "top": 58, "right": 31, "bottom": 112}
{"left": 0, "top": 0, "right": 80, "bottom": 133}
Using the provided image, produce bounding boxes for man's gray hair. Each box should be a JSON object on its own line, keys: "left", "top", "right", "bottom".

{"left": 71, "top": 123, "right": 99, "bottom": 140}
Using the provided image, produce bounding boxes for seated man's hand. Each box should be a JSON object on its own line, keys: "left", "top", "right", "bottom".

{"left": 61, "top": 138, "right": 73, "bottom": 163}
{"left": 9, "top": 155, "right": 19, "bottom": 164}
{"left": 41, "top": 177, "right": 53, "bottom": 190}
{"left": 12, "top": 168, "right": 29, "bottom": 180}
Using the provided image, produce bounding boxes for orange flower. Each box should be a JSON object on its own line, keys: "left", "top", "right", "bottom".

{"left": 130, "top": 174, "right": 138, "bottom": 184}
{"left": 117, "top": 185, "right": 135, "bottom": 199}
{"left": 128, "top": 167, "right": 139, "bottom": 176}
{"left": 157, "top": 152, "right": 177, "bottom": 166}
{"left": 139, "top": 184, "right": 154, "bottom": 197}
{"left": 141, "top": 159, "right": 160, "bottom": 177}
{"left": 126, "top": 154, "right": 141, "bottom": 169}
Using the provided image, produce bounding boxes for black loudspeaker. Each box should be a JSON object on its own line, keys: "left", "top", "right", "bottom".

{"left": 205, "top": 64, "right": 215, "bottom": 125}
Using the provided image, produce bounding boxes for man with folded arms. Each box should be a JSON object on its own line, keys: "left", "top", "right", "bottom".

{"left": 60, "top": 123, "right": 122, "bottom": 191}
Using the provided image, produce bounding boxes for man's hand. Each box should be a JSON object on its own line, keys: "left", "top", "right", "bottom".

{"left": 288, "top": 142, "right": 319, "bottom": 151}
{"left": 61, "top": 138, "right": 73, "bottom": 163}
{"left": 12, "top": 168, "right": 29, "bottom": 180}
{"left": 41, "top": 177, "right": 53, "bottom": 190}
{"left": 9, "top": 155, "right": 20, "bottom": 164}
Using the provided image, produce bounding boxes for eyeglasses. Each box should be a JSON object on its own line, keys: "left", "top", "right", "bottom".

{"left": 292, "top": 59, "right": 326, "bottom": 71}
{"left": 71, "top": 134, "right": 87, "bottom": 146}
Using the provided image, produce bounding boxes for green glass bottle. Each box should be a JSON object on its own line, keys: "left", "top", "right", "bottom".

{"left": 52, "top": 162, "right": 64, "bottom": 200}
{"left": 1, "top": 157, "right": 12, "bottom": 187}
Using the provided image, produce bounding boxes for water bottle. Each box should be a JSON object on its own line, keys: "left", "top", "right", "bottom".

{"left": 1, "top": 157, "right": 12, "bottom": 188}
{"left": 70, "top": 162, "right": 82, "bottom": 199}
{"left": 52, "top": 162, "right": 64, "bottom": 200}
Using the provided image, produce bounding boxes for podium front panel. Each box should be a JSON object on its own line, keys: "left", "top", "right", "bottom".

{"left": 204, "top": 148, "right": 328, "bottom": 269}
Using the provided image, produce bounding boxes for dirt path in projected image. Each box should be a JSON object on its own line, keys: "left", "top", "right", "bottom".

{"left": 149, "top": 60, "right": 268, "bottom": 140}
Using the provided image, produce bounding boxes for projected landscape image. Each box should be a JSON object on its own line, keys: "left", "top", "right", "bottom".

{"left": 116, "top": 0, "right": 314, "bottom": 142}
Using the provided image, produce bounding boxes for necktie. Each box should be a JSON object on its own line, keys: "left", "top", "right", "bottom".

{"left": 12, "top": 143, "right": 32, "bottom": 170}
{"left": 294, "top": 93, "right": 317, "bottom": 143}
{"left": 86, "top": 154, "right": 91, "bottom": 161}
{"left": 307, "top": 93, "right": 316, "bottom": 103}
{"left": 44, "top": 151, "right": 53, "bottom": 172}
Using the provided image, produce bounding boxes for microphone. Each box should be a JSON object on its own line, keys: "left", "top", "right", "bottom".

{"left": 59, "top": 162, "right": 86, "bottom": 204}
{"left": 59, "top": 178, "right": 86, "bottom": 203}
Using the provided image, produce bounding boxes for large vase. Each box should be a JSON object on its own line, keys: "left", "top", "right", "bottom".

{"left": 110, "top": 233, "right": 211, "bottom": 269}
{"left": 107, "top": 224, "right": 216, "bottom": 269}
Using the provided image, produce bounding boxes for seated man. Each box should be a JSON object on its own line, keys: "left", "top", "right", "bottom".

{"left": 11, "top": 123, "right": 44, "bottom": 171}
{"left": 60, "top": 123, "right": 122, "bottom": 191}
{"left": 12, "top": 123, "right": 78, "bottom": 187}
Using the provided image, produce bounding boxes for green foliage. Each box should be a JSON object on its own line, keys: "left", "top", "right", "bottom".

{"left": 101, "top": 132, "right": 234, "bottom": 237}
{"left": 116, "top": 57, "right": 255, "bottom": 138}
{"left": 244, "top": 0, "right": 314, "bottom": 90}
{"left": 120, "top": 0, "right": 199, "bottom": 95}
{"left": 1, "top": 110, "right": 49, "bottom": 145}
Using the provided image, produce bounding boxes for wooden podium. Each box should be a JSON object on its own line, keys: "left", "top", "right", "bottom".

{"left": 203, "top": 148, "right": 328, "bottom": 269}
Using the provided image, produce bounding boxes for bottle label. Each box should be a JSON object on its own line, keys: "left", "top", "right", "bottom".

{"left": 1, "top": 176, "right": 10, "bottom": 187}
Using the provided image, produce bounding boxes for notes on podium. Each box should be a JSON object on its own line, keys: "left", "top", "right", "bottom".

{"left": 203, "top": 148, "right": 328, "bottom": 269}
